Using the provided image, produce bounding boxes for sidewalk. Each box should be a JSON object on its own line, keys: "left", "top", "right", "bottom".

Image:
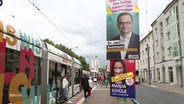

{"left": 81, "top": 85, "right": 119, "bottom": 104}
{"left": 142, "top": 81, "right": 184, "bottom": 95}
{"left": 64, "top": 85, "right": 119, "bottom": 104}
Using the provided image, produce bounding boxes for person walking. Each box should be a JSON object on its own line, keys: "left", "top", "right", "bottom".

{"left": 82, "top": 74, "right": 90, "bottom": 102}
{"left": 105, "top": 79, "right": 109, "bottom": 88}
{"left": 61, "top": 73, "right": 72, "bottom": 104}
{"left": 88, "top": 77, "right": 93, "bottom": 97}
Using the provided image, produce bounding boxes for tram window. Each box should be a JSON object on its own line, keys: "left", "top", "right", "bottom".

{"left": 5, "top": 48, "right": 41, "bottom": 78}
{"left": 5, "top": 48, "right": 19, "bottom": 73}
{"left": 32, "top": 56, "right": 41, "bottom": 85}
{"left": 4, "top": 47, "right": 42, "bottom": 98}
{"left": 49, "top": 60, "right": 55, "bottom": 71}
{"left": 49, "top": 60, "right": 57, "bottom": 90}
{"left": 66, "top": 66, "right": 72, "bottom": 86}
{"left": 74, "top": 71, "right": 80, "bottom": 84}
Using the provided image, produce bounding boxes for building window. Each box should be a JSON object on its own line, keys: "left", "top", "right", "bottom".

{"left": 169, "top": 67, "right": 173, "bottom": 83}
{"left": 173, "top": 41, "right": 180, "bottom": 57}
{"left": 166, "top": 31, "right": 170, "bottom": 40}
{"left": 167, "top": 47, "right": 172, "bottom": 56}
{"left": 156, "top": 52, "right": 159, "bottom": 60}
{"left": 155, "top": 27, "right": 157, "bottom": 34}
{"left": 165, "top": 16, "right": 169, "bottom": 25}
{"left": 160, "top": 22, "right": 163, "bottom": 32}
{"left": 145, "top": 39, "right": 147, "bottom": 45}
{"left": 155, "top": 39, "right": 158, "bottom": 47}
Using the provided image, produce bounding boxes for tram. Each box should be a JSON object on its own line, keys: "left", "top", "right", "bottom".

{"left": 0, "top": 19, "right": 86, "bottom": 104}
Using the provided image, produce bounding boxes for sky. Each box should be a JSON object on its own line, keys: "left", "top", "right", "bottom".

{"left": 0, "top": 0, "right": 173, "bottom": 68}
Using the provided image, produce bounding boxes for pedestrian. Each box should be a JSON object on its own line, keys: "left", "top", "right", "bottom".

{"left": 105, "top": 79, "right": 109, "bottom": 88}
{"left": 61, "top": 73, "right": 72, "bottom": 104}
{"left": 88, "top": 77, "right": 93, "bottom": 97}
{"left": 82, "top": 74, "right": 90, "bottom": 102}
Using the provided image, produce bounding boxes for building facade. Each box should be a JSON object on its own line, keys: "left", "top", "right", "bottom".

{"left": 91, "top": 56, "right": 100, "bottom": 72}
{"left": 136, "top": 31, "right": 154, "bottom": 82}
{"left": 137, "top": 0, "right": 184, "bottom": 86}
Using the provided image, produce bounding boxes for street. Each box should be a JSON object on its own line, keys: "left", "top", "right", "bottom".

{"left": 136, "top": 84, "right": 184, "bottom": 104}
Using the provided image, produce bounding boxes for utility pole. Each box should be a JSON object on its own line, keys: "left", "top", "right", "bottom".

{"left": 146, "top": 44, "right": 151, "bottom": 85}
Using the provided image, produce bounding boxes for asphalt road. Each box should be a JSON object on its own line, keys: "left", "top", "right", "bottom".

{"left": 136, "top": 84, "right": 184, "bottom": 104}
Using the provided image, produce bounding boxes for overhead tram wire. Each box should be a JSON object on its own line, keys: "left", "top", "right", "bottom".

{"left": 27, "top": 0, "right": 91, "bottom": 59}
{"left": 27, "top": 0, "right": 83, "bottom": 49}
{"left": 27, "top": 0, "right": 73, "bottom": 45}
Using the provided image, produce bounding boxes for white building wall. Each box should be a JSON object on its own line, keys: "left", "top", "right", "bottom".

{"left": 137, "top": 0, "right": 184, "bottom": 86}
{"left": 152, "top": 0, "right": 184, "bottom": 85}
{"left": 136, "top": 31, "right": 154, "bottom": 82}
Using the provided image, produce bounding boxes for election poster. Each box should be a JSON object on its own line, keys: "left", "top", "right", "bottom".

{"left": 106, "top": 0, "right": 140, "bottom": 60}
{"left": 110, "top": 60, "right": 136, "bottom": 98}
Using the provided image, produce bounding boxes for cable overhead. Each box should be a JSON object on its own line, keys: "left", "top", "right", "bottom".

{"left": 27, "top": 0, "right": 91, "bottom": 59}
{"left": 27, "top": 0, "right": 76, "bottom": 47}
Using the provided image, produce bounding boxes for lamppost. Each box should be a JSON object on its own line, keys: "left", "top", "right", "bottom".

{"left": 146, "top": 44, "right": 151, "bottom": 85}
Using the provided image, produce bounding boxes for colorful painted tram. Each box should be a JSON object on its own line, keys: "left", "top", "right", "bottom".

{"left": 0, "top": 19, "right": 86, "bottom": 104}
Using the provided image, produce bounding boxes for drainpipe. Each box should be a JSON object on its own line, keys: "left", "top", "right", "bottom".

{"left": 177, "top": 1, "right": 183, "bottom": 88}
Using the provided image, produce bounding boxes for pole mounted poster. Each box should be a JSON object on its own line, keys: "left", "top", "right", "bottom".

{"left": 110, "top": 60, "right": 136, "bottom": 98}
{"left": 106, "top": 0, "right": 140, "bottom": 60}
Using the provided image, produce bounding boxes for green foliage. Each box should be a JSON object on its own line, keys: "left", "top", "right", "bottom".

{"left": 43, "top": 38, "right": 90, "bottom": 71}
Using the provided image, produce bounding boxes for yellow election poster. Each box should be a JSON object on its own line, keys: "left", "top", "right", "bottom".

{"left": 111, "top": 72, "right": 133, "bottom": 82}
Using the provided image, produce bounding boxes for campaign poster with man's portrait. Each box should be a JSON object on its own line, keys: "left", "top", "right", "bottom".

{"left": 110, "top": 60, "right": 136, "bottom": 98}
{"left": 106, "top": 0, "right": 140, "bottom": 60}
